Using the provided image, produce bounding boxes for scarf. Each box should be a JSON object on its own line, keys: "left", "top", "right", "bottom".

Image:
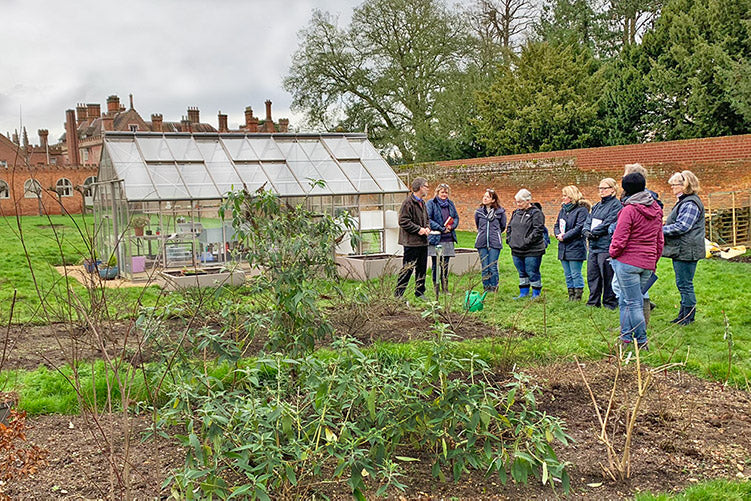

{"left": 563, "top": 202, "right": 575, "bottom": 212}
{"left": 436, "top": 197, "right": 450, "bottom": 209}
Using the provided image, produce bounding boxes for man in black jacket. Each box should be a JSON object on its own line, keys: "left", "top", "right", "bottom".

{"left": 395, "top": 178, "right": 431, "bottom": 298}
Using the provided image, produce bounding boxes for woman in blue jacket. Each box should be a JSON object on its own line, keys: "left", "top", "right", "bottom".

{"left": 554, "top": 185, "right": 591, "bottom": 301}
{"left": 474, "top": 188, "right": 506, "bottom": 292}
{"left": 583, "top": 178, "right": 623, "bottom": 309}
{"left": 426, "top": 183, "right": 460, "bottom": 297}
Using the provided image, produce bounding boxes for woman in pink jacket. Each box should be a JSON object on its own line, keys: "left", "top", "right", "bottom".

{"left": 609, "top": 173, "right": 664, "bottom": 350}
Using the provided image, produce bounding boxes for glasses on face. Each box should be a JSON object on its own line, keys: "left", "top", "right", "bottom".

{"left": 669, "top": 183, "right": 683, "bottom": 187}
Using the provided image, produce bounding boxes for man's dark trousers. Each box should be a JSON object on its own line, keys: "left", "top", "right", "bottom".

{"left": 395, "top": 246, "right": 428, "bottom": 297}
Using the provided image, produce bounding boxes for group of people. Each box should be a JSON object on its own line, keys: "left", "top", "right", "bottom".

{"left": 395, "top": 166, "right": 706, "bottom": 349}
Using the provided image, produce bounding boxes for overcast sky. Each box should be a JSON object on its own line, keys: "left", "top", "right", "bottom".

{"left": 1, "top": 0, "right": 363, "bottom": 143}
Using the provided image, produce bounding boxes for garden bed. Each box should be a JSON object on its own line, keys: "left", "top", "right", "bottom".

{"left": 4, "top": 360, "right": 750, "bottom": 499}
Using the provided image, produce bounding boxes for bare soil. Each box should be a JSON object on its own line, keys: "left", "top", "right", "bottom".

{"left": 2, "top": 313, "right": 751, "bottom": 499}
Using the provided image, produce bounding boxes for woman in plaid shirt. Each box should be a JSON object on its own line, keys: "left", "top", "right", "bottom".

{"left": 662, "top": 171, "right": 705, "bottom": 326}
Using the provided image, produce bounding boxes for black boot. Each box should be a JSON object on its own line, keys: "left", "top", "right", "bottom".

{"left": 678, "top": 305, "right": 696, "bottom": 325}
{"left": 573, "top": 288, "right": 584, "bottom": 302}
{"left": 567, "top": 288, "right": 574, "bottom": 301}
{"left": 671, "top": 305, "right": 686, "bottom": 324}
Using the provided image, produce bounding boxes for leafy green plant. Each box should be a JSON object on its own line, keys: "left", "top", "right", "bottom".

{"left": 155, "top": 310, "right": 571, "bottom": 499}
{"left": 220, "top": 185, "right": 357, "bottom": 355}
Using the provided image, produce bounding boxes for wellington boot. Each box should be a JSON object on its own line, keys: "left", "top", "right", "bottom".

{"left": 567, "top": 288, "right": 574, "bottom": 301}
{"left": 514, "top": 286, "right": 530, "bottom": 299}
{"left": 531, "top": 287, "right": 542, "bottom": 299}
{"left": 678, "top": 305, "right": 696, "bottom": 326}
{"left": 670, "top": 305, "right": 686, "bottom": 324}
{"left": 573, "top": 288, "right": 584, "bottom": 301}
{"left": 643, "top": 298, "right": 652, "bottom": 328}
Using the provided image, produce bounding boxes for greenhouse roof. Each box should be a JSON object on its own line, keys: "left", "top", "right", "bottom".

{"left": 98, "top": 132, "right": 408, "bottom": 201}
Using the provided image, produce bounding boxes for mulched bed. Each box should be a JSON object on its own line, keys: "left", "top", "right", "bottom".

{"left": 3, "top": 359, "right": 749, "bottom": 499}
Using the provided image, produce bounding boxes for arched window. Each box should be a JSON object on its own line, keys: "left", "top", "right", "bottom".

{"left": 0, "top": 180, "right": 9, "bottom": 199}
{"left": 56, "top": 178, "right": 73, "bottom": 197}
{"left": 23, "top": 179, "right": 42, "bottom": 199}
{"left": 83, "top": 176, "right": 97, "bottom": 206}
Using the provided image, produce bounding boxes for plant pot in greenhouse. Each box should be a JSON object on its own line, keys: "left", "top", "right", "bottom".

{"left": 99, "top": 266, "right": 119, "bottom": 280}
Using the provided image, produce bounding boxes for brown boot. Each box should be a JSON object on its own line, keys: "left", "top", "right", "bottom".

{"left": 643, "top": 298, "right": 651, "bottom": 328}
{"left": 567, "top": 288, "right": 574, "bottom": 301}
{"left": 573, "top": 288, "right": 584, "bottom": 302}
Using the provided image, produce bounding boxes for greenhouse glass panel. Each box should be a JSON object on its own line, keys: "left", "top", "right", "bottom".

{"left": 136, "top": 136, "right": 174, "bottom": 161}
{"left": 298, "top": 140, "right": 331, "bottom": 161}
{"left": 167, "top": 137, "right": 203, "bottom": 161}
{"left": 339, "top": 161, "right": 379, "bottom": 192}
{"left": 107, "top": 139, "right": 142, "bottom": 163}
{"left": 196, "top": 139, "right": 231, "bottom": 163}
{"left": 178, "top": 163, "right": 221, "bottom": 199}
{"left": 282, "top": 142, "right": 329, "bottom": 194}
{"left": 117, "top": 162, "right": 158, "bottom": 200}
{"left": 248, "top": 137, "right": 285, "bottom": 161}
{"left": 223, "top": 137, "right": 259, "bottom": 161}
{"left": 234, "top": 162, "right": 272, "bottom": 192}
{"left": 206, "top": 161, "right": 245, "bottom": 193}
{"left": 261, "top": 161, "right": 305, "bottom": 195}
{"left": 145, "top": 164, "right": 190, "bottom": 199}
{"left": 362, "top": 158, "right": 404, "bottom": 191}
{"left": 322, "top": 137, "right": 358, "bottom": 160}
{"left": 310, "top": 159, "right": 355, "bottom": 193}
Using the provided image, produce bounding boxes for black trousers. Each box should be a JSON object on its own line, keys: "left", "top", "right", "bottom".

{"left": 587, "top": 251, "right": 617, "bottom": 308}
{"left": 395, "top": 246, "right": 428, "bottom": 297}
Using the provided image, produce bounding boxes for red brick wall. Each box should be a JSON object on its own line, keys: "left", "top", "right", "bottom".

{"left": 399, "top": 135, "right": 751, "bottom": 230}
{"left": 0, "top": 165, "right": 97, "bottom": 216}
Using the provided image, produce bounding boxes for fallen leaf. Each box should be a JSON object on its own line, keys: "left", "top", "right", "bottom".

{"left": 587, "top": 482, "right": 603, "bottom": 488}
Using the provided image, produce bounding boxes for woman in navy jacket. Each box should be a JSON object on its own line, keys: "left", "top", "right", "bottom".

{"left": 583, "top": 178, "right": 622, "bottom": 309}
{"left": 426, "top": 183, "right": 460, "bottom": 296}
{"left": 474, "top": 188, "right": 506, "bottom": 292}
{"left": 554, "top": 185, "right": 591, "bottom": 301}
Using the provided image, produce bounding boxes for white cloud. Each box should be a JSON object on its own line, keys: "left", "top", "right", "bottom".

{"left": 0, "top": 0, "right": 361, "bottom": 141}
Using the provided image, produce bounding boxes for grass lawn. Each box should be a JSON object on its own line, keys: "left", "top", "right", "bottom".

{"left": 448, "top": 230, "right": 750, "bottom": 385}
{"left": 0, "top": 215, "right": 161, "bottom": 324}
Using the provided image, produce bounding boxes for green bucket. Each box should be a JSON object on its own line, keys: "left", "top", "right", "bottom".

{"left": 464, "top": 290, "right": 488, "bottom": 312}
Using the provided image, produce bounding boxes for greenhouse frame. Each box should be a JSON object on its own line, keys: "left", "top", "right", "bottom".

{"left": 92, "top": 131, "right": 408, "bottom": 279}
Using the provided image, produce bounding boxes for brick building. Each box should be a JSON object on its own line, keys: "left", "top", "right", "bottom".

{"left": 62, "top": 94, "right": 290, "bottom": 168}
{"left": 1, "top": 94, "right": 292, "bottom": 216}
{"left": 0, "top": 132, "right": 95, "bottom": 216}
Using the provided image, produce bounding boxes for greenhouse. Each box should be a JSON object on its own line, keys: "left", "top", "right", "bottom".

{"left": 92, "top": 131, "right": 408, "bottom": 280}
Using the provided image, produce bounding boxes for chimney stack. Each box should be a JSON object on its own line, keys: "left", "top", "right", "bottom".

{"left": 38, "top": 129, "right": 49, "bottom": 150}
{"left": 180, "top": 116, "right": 192, "bottom": 133}
{"left": 102, "top": 115, "right": 114, "bottom": 131}
{"left": 265, "top": 100, "right": 272, "bottom": 121}
{"left": 65, "top": 109, "right": 80, "bottom": 165}
{"left": 187, "top": 106, "right": 200, "bottom": 124}
{"left": 245, "top": 106, "right": 258, "bottom": 132}
{"left": 87, "top": 103, "right": 101, "bottom": 119}
{"left": 129, "top": 93, "right": 134, "bottom": 109}
{"left": 151, "top": 114, "right": 163, "bottom": 132}
{"left": 217, "top": 111, "right": 228, "bottom": 132}
{"left": 106, "top": 95, "right": 120, "bottom": 115}
{"left": 76, "top": 103, "right": 88, "bottom": 125}
{"left": 279, "top": 118, "right": 289, "bottom": 133}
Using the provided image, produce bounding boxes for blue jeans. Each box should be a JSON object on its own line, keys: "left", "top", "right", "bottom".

{"left": 611, "top": 259, "right": 652, "bottom": 345}
{"left": 478, "top": 247, "right": 500, "bottom": 288}
{"left": 512, "top": 255, "right": 542, "bottom": 288}
{"left": 672, "top": 260, "right": 698, "bottom": 307}
{"left": 560, "top": 260, "right": 584, "bottom": 289}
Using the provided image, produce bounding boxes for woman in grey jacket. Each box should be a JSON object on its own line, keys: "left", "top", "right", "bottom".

{"left": 474, "top": 189, "right": 506, "bottom": 292}
{"left": 583, "top": 178, "right": 622, "bottom": 309}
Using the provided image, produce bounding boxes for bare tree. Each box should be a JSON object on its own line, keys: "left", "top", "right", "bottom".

{"left": 469, "top": 0, "right": 535, "bottom": 51}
